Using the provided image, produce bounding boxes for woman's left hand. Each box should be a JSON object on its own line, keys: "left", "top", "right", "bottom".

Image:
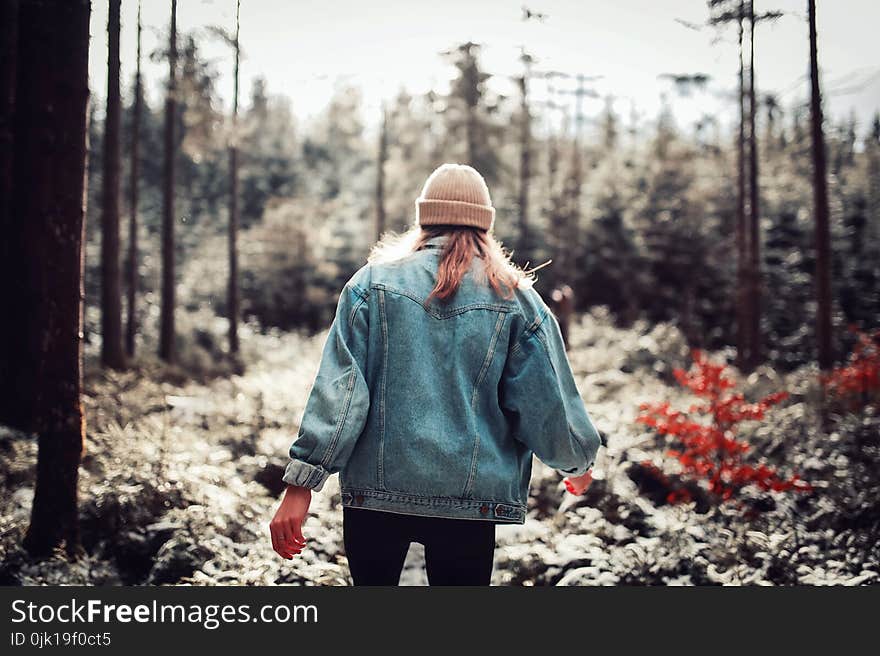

{"left": 563, "top": 470, "right": 593, "bottom": 496}
{"left": 269, "top": 485, "right": 311, "bottom": 559}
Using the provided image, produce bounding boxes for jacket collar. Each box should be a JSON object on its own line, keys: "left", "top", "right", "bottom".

{"left": 422, "top": 234, "right": 450, "bottom": 249}
{"left": 421, "top": 233, "right": 483, "bottom": 255}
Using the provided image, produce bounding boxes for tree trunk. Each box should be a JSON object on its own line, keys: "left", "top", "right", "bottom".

{"left": 735, "top": 3, "right": 750, "bottom": 370}
{"left": 8, "top": 0, "right": 90, "bottom": 558}
{"left": 160, "top": 0, "right": 177, "bottom": 362}
{"left": 561, "top": 140, "right": 582, "bottom": 279}
{"left": 547, "top": 130, "right": 558, "bottom": 197}
{"left": 1, "top": 0, "right": 35, "bottom": 433}
{"left": 126, "top": 0, "right": 142, "bottom": 358}
{"left": 0, "top": 0, "right": 19, "bottom": 409}
{"left": 682, "top": 280, "right": 696, "bottom": 347}
{"left": 228, "top": 0, "right": 241, "bottom": 354}
{"left": 101, "top": 0, "right": 125, "bottom": 369}
{"left": 0, "top": 0, "right": 16, "bottom": 215}
{"left": 808, "top": 0, "right": 833, "bottom": 371}
{"left": 375, "top": 103, "right": 387, "bottom": 241}
{"left": 518, "top": 73, "right": 531, "bottom": 259}
{"left": 466, "top": 102, "right": 477, "bottom": 168}
{"left": 746, "top": 1, "right": 762, "bottom": 368}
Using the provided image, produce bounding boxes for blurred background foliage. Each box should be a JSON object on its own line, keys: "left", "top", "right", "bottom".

{"left": 83, "top": 32, "right": 880, "bottom": 373}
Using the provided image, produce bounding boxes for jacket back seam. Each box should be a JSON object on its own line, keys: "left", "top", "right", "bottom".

{"left": 347, "top": 286, "right": 369, "bottom": 328}
{"left": 377, "top": 288, "right": 388, "bottom": 490}
{"left": 532, "top": 319, "right": 591, "bottom": 455}
{"left": 371, "top": 282, "right": 514, "bottom": 319}
{"left": 509, "top": 306, "right": 547, "bottom": 356}
{"left": 470, "top": 311, "right": 507, "bottom": 409}
{"left": 319, "top": 360, "right": 358, "bottom": 468}
{"left": 463, "top": 310, "right": 507, "bottom": 498}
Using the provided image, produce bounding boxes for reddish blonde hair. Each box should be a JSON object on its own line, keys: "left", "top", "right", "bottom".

{"left": 368, "top": 225, "right": 539, "bottom": 303}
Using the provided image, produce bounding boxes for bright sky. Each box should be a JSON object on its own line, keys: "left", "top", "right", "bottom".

{"left": 88, "top": 0, "right": 880, "bottom": 137}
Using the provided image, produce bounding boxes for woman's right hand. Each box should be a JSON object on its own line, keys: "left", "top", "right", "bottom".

{"left": 269, "top": 485, "right": 310, "bottom": 559}
{"left": 563, "top": 469, "right": 593, "bottom": 496}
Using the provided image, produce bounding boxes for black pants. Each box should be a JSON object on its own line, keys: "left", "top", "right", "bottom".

{"left": 342, "top": 506, "right": 496, "bottom": 586}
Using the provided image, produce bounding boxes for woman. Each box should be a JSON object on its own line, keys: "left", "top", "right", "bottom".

{"left": 269, "top": 163, "right": 604, "bottom": 585}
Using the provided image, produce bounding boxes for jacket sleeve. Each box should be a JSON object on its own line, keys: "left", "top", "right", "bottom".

{"left": 281, "top": 269, "right": 371, "bottom": 492}
{"left": 500, "top": 304, "right": 604, "bottom": 478}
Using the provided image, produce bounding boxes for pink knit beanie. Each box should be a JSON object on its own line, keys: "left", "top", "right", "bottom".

{"left": 415, "top": 163, "right": 495, "bottom": 231}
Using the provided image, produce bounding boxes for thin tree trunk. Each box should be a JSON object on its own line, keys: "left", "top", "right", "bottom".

{"left": 126, "top": 0, "right": 142, "bottom": 358}
{"left": 11, "top": 0, "right": 91, "bottom": 558}
{"left": 375, "top": 103, "right": 387, "bottom": 241}
{"left": 228, "top": 0, "right": 240, "bottom": 354}
{"left": 808, "top": 0, "right": 832, "bottom": 371}
{"left": 735, "top": 3, "right": 750, "bottom": 370}
{"left": 562, "top": 140, "right": 582, "bottom": 278}
{"left": 466, "top": 102, "right": 477, "bottom": 168}
{"left": 464, "top": 46, "right": 478, "bottom": 168}
{"left": 682, "top": 281, "right": 696, "bottom": 346}
{"left": 101, "top": 0, "right": 125, "bottom": 369}
{"left": 746, "top": 1, "right": 762, "bottom": 368}
{"left": 518, "top": 72, "right": 531, "bottom": 259}
{"left": 160, "top": 0, "right": 177, "bottom": 362}
{"left": 546, "top": 77, "right": 559, "bottom": 198}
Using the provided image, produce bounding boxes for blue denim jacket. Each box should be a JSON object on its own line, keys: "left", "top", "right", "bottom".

{"left": 281, "top": 234, "right": 604, "bottom": 523}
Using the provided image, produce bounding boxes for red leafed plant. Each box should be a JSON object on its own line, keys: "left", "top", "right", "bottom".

{"left": 821, "top": 327, "right": 880, "bottom": 410}
{"left": 636, "top": 348, "right": 811, "bottom": 504}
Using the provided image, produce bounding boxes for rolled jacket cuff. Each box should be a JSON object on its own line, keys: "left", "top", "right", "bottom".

{"left": 558, "top": 465, "right": 591, "bottom": 479}
{"left": 282, "top": 458, "right": 331, "bottom": 492}
{"left": 557, "top": 456, "right": 595, "bottom": 479}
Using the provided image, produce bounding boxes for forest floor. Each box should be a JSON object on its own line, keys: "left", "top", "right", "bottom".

{"left": 1, "top": 308, "right": 878, "bottom": 586}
